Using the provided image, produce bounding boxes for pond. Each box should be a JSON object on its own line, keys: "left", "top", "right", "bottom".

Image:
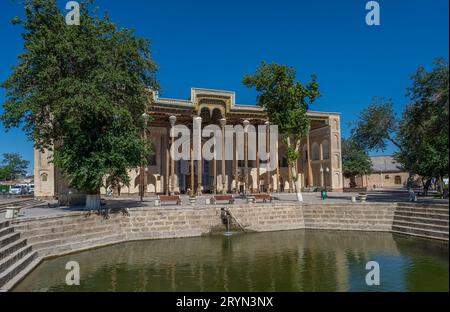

{"left": 12, "top": 230, "right": 449, "bottom": 292}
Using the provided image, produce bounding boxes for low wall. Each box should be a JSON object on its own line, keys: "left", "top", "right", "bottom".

{"left": 11, "top": 202, "right": 397, "bottom": 258}
{"left": 2, "top": 201, "right": 447, "bottom": 291}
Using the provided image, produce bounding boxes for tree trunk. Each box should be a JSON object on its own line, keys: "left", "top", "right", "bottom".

{"left": 287, "top": 164, "right": 292, "bottom": 193}
{"left": 438, "top": 175, "right": 444, "bottom": 196}
{"left": 286, "top": 137, "right": 303, "bottom": 202}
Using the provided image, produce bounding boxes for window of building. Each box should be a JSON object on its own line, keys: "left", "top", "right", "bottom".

{"left": 41, "top": 173, "right": 48, "bottom": 182}
{"left": 311, "top": 143, "right": 319, "bottom": 161}
{"left": 322, "top": 140, "right": 330, "bottom": 160}
{"left": 395, "top": 176, "right": 402, "bottom": 185}
{"left": 385, "top": 175, "right": 390, "bottom": 179}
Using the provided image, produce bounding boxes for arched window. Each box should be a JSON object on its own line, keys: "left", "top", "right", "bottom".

{"left": 322, "top": 140, "right": 330, "bottom": 160}
{"left": 311, "top": 143, "right": 319, "bottom": 161}
{"left": 41, "top": 173, "right": 48, "bottom": 182}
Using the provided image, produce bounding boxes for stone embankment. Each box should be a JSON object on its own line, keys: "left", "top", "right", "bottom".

{"left": 0, "top": 202, "right": 447, "bottom": 291}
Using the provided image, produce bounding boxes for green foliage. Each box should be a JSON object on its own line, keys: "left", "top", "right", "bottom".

{"left": 0, "top": 153, "right": 29, "bottom": 180}
{"left": 395, "top": 58, "right": 449, "bottom": 186}
{"left": 243, "top": 62, "right": 319, "bottom": 192}
{"left": 285, "top": 144, "right": 299, "bottom": 166}
{"left": 351, "top": 58, "right": 448, "bottom": 192}
{"left": 243, "top": 62, "right": 319, "bottom": 140}
{"left": 0, "top": 166, "right": 12, "bottom": 181}
{"left": 351, "top": 97, "right": 400, "bottom": 151}
{"left": 0, "top": 185, "right": 10, "bottom": 193}
{"left": 1, "top": 0, "right": 158, "bottom": 193}
{"left": 342, "top": 138, "right": 372, "bottom": 179}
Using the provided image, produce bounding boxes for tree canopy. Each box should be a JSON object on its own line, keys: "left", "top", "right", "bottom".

{"left": 0, "top": 153, "right": 30, "bottom": 180}
{"left": 396, "top": 58, "right": 449, "bottom": 189}
{"left": 351, "top": 58, "right": 448, "bottom": 193}
{"left": 1, "top": 0, "right": 158, "bottom": 194}
{"left": 351, "top": 97, "right": 400, "bottom": 151}
{"left": 243, "top": 62, "right": 319, "bottom": 196}
{"left": 342, "top": 138, "right": 372, "bottom": 185}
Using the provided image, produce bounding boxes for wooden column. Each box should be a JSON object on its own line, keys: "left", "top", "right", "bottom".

{"left": 256, "top": 128, "right": 260, "bottom": 193}
{"left": 265, "top": 121, "right": 270, "bottom": 193}
{"left": 165, "top": 128, "right": 170, "bottom": 195}
{"left": 306, "top": 131, "right": 313, "bottom": 187}
{"left": 234, "top": 133, "right": 238, "bottom": 194}
{"left": 243, "top": 120, "right": 249, "bottom": 195}
{"left": 220, "top": 118, "right": 227, "bottom": 194}
{"left": 190, "top": 130, "right": 194, "bottom": 196}
{"left": 169, "top": 116, "right": 177, "bottom": 195}
{"left": 275, "top": 137, "right": 279, "bottom": 192}
{"left": 196, "top": 117, "right": 202, "bottom": 196}
{"left": 213, "top": 135, "right": 217, "bottom": 194}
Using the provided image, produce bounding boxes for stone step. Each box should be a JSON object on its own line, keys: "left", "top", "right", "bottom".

{"left": 397, "top": 203, "right": 449, "bottom": 209}
{"left": 25, "top": 224, "right": 117, "bottom": 245}
{"left": 0, "top": 232, "right": 20, "bottom": 249}
{"left": 0, "top": 200, "right": 32, "bottom": 210}
{"left": 38, "top": 233, "right": 125, "bottom": 258}
{"left": 391, "top": 224, "right": 449, "bottom": 240}
{"left": 0, "top": 199, "right": 44, "bottom": 213}
{"left": 394, "top": 210, "right": 449, "bottom": 220}
{"left": 17, "top": 224, "right": 80, "bottom": 238}
{"left": 13, "top": 216, "right": 103, "bottom": 231}
{"left": 0, "top": 239, "right": 27, "bottom": 262}
{"left": 31, "top": 228, "right": 116, "bottom": 251}
{"left": 0, "top": 227, "right": 14, "bottom": 239}
{"left": 395, "top": 206, "right": 449, "bottom": 215}
{"left": 0, "top": 245, "right": 33, "bottom": 273}
{"left": 0, "top": 221, "right": 9, "bottom": 230}
{"left": 392, "top": 219, "right": 448, "bottom": 232}
{"left": 16, "top": 220, "right": 112, "bottom": 238}
{"left": 393, "top": 215, "right": 449, "bottom": 227}
{"left": 0, "top": 250, "right": 38, "bottom": 289}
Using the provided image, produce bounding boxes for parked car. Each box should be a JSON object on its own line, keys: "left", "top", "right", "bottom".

{"left": 28, "top": 184, "right": 35, "bottom": 194}
{"left": 9, "top": 185, "right": 27, "bottom": 195}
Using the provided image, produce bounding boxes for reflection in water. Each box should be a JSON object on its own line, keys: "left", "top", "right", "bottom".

{"left": 13, "top": 230, "right": 448, "bottom": 292}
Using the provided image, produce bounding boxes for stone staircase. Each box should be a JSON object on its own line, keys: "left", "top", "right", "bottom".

{"left": 0, "top": 213, "right": 123, "bottom": 291}
{"left": 0, "top": 199, "right": 46, "bottom": 214}
{"left": 0, "top": 220, "right": 38, "bottom": 291}
{"left": 391, "top": 204, "right": 449, "bottom": 241}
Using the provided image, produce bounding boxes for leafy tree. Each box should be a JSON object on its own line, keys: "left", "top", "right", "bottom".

{"left": 0, "top": 166, "right": 13, "bottom": 181}
{"left": 243, "top": 62, "right": 319, "bottom": 200}
{"left": 396, "top": 58, "right": 449, "bottom": 194}
{"left": 1, "top": 0, "right": 158, "bottom": 207}
{"left": 351, "top": 97, "right": 400, "bottom": 151}
{"left": 351, "top": 58, "right": 449, "bottom": 195}
{"left": 342, "top": 139, "right": 372, "bottom": 187}
{"left": 0, "top": 153, "right": 30, "bottom": 180}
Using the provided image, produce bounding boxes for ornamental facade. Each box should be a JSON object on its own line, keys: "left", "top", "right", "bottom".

{"left": 34, "top": 88, "right": 343, "bottom": 202}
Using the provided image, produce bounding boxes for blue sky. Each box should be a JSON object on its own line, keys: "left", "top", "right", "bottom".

{"left": 0, "top": 0, "right": 448, "bottom": 175}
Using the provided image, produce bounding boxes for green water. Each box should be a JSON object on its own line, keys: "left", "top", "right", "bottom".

{"left": 13, "top": 230, "right": 449, "bottom": 292}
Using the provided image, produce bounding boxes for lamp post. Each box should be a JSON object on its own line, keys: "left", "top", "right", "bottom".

{"left": 326, "top": 166, "right": 330, "bottom": 191}
{"left": 169, "top": 115, "right": 177, "bottom": 195}
{"left": 320, "top": 165, "right": 324, "bottom": 188}
{"left": 140, "top": 112, "right": 149, "bottom": 202}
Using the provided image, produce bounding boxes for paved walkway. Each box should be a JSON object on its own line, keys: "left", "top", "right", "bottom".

{"left": 1, "top": 189, "right": 448, "bottom": 220}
